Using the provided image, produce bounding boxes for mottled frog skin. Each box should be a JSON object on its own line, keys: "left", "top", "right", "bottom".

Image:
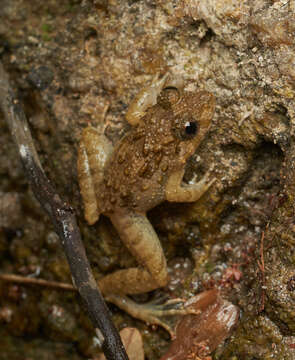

{"left": 77, "top": 75, "right": 215, "bottom": 335}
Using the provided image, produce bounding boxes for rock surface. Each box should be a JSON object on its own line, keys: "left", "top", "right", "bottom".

{"left": 1, "top": 0, "right": 295, "bottom": 359}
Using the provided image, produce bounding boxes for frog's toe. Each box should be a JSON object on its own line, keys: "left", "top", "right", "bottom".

{"left": 145, "top": 298, "right": 199, "bottom": 320}
{"left": 105, "top": 294, "right": 195, "bottom": 338}
{"left": 135, "top": 298, "right": 198, "bottom": 338}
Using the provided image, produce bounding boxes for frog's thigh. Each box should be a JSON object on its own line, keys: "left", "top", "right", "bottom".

{"left": 77, "top": 127, "right": 113, "bottom": 225}
{"left": 98, "top": 212, "right": 168, "bottom": 295}
{"left": 166, "top": 169, "right": 215, "bottom": 202}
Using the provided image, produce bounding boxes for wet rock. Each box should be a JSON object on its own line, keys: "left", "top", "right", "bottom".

{"left": 0, "top": 192, "right": 22, "bottom": 228}
{"left": 27, "top": 66, "right": 54, "bottom": 91}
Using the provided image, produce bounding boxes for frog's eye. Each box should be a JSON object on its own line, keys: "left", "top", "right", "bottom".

{"left": 181, "top": 120, "right": 198, "bottom": 140}
{"left": 184, "top": 121, "right": 198, "bottom": 136}
{"left": 173, "top": 118, "right": 198, "bottom": 140}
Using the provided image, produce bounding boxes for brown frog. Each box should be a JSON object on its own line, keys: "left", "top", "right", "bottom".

{"left": 77, "top": 74, "right": 216, "bottom": 335}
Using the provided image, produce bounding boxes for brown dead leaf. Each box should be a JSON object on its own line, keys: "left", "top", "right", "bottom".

{"left": 160, "top": 290, "right": 239, "bottom": 360}
{"left": 96, "top": 327, "right": 144, "bottom": 360}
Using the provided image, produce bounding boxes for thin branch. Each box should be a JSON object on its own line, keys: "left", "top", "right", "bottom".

{"left": 0, "top": 61, "right": 129, "bottom": 360}
{"left": 0, "top": 273, "right": 76, "bottom": 291}
{"left": 258, "top": 230, "right": 265, "bottom": 312}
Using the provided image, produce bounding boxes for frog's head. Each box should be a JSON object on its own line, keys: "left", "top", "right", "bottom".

{"left": 158, "top": 88, "right": 215, "bottom": 163}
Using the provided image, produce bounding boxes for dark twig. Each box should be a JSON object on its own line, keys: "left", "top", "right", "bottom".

{"left": 0, "top": 62, "right": 129, "bottom": 360}
{"left": 258, "top": 230, "right": 266, "bottom": 312}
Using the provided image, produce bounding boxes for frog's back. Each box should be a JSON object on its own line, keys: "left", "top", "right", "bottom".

{"left": 97, "top": 106, "right": 180, "bottom": 215}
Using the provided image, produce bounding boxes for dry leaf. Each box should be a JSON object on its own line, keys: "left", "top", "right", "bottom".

{"left": 160, "top": 290, "right": 239, "bottom": 360}
{"left": 96, "top": 327, "right": 144, "bottom": 360}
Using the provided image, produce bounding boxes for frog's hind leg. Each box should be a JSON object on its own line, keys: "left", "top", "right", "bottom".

{"left": 77, "top": 127, "right": 113, "bottom": 225}
{"left": 98, "top": 212, "right": 192, "bottom": 336}
{"left": 99, "top": 212, "right": 168, "bottom": 294}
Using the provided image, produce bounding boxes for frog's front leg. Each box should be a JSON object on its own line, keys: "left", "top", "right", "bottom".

{"left": 98, "top": 211, "right": 192, "bottom": 336}
{"left": 126, "top": 73, "right": 169, "bottom": 126}
{"left": 165, "top": 168, "right": 216, "bottom": 203}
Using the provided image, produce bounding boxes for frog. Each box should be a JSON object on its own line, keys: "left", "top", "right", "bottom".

{"left": 77, "top": 74, "right": 216, "bottom": 336}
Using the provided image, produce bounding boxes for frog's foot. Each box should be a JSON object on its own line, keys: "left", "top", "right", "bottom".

{"left": 166, "top": 165, "right": 216, "bottom": 203}
{"left": 105, "top": 294, "right": 197, "bottom": 338}
{"left": 125, "top": 73, "right": 169, "bottom": 126}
